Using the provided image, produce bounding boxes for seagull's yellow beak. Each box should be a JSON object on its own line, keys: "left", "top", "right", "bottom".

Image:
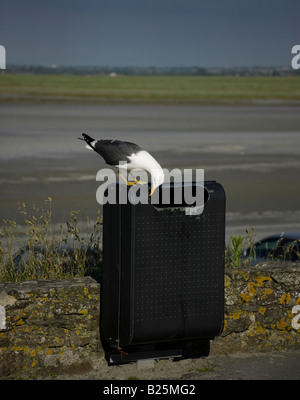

{"left": 149, "top": 186, "right": 156, "bottom": 196}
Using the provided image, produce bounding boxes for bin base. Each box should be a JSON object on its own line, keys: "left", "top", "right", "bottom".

{"left": 103, "top": 338, "right": 211, "bottom": 366}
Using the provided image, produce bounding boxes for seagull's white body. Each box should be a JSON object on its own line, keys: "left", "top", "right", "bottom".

{"left": 122, "top": 150, "right": 162, "bottom": 172}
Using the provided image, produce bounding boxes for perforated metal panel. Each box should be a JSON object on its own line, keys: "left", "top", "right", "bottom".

{"left": 100, "top": 181, "right": 225, "bottom": 361}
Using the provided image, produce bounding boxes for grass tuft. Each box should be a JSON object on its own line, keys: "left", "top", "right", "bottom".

{"left": 0, "top": 198, "right": 102, "bottom": 282}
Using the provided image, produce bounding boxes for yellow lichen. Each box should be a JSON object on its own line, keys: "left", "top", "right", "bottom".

{"left": 280, "top": 293, "right": 291, "bottom": 305}
{"left": 248, "top": 282, "right": 256, "bottom": 295}
{"left": 277, "top": 318, "right": 289, "bottom": 331}
{"left": 255, "top": 276, "right": 272, "bottom": 286}
{"left": 259, "top": 307, "right": 266, "bottom": 315}
{"left": 54, "top": 337, "right": 61, "bottom": 344}
{"left": 45, "top": 348, "right": 53, "bottom": 355}
{"left": 255, "top": 323, "right": 266, "bottom": 334}
{"left": 224, "top": 276, "right": 231, "bottom": 288}
{"left": 240, "top": 293, "right": 253, "bottom": 303}
{"left": 232, "top": 311, "right": 242, "bottom": 320}
{"left": 261, "top": 288, "right": 273, "bottom": 296}
{"left": 12, "top": 346, "right": 30, "bottom": 353}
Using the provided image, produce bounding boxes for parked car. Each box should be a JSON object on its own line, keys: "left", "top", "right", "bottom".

{"left": 243, "top": 232, "right": 300, "bottom": 265}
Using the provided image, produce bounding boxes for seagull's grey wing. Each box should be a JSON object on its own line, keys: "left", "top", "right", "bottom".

{"left": 93, "top": 140, "right": 143, "bottom": 166}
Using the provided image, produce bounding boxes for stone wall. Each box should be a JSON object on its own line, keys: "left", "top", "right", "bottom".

{"left": 0, "top": 277, "right": 100, "bottom": 377}
{"left": 213, "top": 263, "right": 300, "bottom": 354}
{"left": 0, "top": 264, "right": 300, "bottom": 377}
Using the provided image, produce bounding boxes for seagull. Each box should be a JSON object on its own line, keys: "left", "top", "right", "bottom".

{"left": 79, "top": 133, "right": 164, "bottom": 196}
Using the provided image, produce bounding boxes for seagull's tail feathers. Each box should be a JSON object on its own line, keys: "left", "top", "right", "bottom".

{"left": 81, "top": 133, "right": 95, "bottom": 144}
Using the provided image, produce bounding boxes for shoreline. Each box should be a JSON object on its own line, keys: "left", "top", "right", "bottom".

{"left": 1, "top": 103, "right": 300, "bottom": 243}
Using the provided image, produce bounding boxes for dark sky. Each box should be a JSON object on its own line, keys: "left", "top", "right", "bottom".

{"left": 0, "top": 0, "right": 299, "bottom": 67}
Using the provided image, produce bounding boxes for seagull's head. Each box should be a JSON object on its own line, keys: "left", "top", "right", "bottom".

{"left": 149, "top": 168, "right": 164, "bottom": 197}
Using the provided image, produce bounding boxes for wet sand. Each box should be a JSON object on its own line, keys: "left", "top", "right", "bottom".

{"left": 1, "top": 103, "right": 300, "bottom": 242}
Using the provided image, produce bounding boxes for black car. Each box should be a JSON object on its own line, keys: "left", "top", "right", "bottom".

{"left": 243, "top": 232, "right": 300, "bottom": 265}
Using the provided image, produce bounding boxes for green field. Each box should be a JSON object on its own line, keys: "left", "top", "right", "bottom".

{"left": 0, "top": 73, "right": 300, "bottom": 104}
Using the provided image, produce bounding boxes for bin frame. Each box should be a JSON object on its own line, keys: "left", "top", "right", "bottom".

{"left": 100, "top": 181, "right": 225, "bottom": 364}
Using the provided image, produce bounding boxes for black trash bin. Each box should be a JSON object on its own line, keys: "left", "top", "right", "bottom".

{"left": 100, "top": 181, "right": 225, "bottom": 364}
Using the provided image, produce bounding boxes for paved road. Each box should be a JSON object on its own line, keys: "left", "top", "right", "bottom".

{"left": 183, "top": 350, "right": 300, "bottom": 380}
{"left": 52, "top": 349, "right": 300, "bottom": 380}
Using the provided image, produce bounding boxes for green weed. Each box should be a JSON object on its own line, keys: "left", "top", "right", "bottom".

{"left": 226, "top": 227, "right": 256, "bottom": 268}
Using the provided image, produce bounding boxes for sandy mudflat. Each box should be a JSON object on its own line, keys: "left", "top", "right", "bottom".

{"left": 1, "top": 103, "right": 300, "bottom": 242}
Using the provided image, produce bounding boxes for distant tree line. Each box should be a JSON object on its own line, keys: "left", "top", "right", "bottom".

{"left": 3, "top": 64, "right": 300, "bottom": 76}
